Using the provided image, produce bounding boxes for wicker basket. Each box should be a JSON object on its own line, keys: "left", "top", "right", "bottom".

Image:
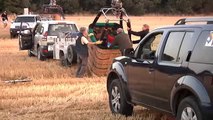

{"left": 88, "top": 45, "right": 121, "bottom": 76}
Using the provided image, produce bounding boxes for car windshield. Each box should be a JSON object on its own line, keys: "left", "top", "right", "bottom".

{"left": 48, "top": 24, "right": 78, "bottom": 36}
{"left": 15, "top": 17, "right": 35, "bottom": 22}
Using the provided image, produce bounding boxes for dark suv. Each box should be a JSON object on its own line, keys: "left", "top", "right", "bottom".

{"left": 107, "top": 18, "right": 213, "bottom": 120}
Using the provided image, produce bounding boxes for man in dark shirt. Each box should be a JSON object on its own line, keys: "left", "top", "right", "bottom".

{"left": 1, "top": 11, "right": 8, "bottom": 28}
{"left": 75, "top": 27, "right": 102, "bottom": 78}
{"left": 128, "top": 24, "right": 149, "bottom": 44}
{"left": 109, "top": 28, "right": 133, "bottom": 55}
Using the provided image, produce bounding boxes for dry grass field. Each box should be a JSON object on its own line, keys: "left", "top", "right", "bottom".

{"left": 0, "top": 15, "right": 187, "bottom": 120}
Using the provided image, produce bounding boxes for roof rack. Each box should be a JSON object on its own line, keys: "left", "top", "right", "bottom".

{"left": 175, "top": 17, "right": 213, "bottom": 25}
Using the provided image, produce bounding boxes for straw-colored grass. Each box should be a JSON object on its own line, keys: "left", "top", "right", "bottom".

{"left": 0, "top": 16, "right": 182, "bottom": 120}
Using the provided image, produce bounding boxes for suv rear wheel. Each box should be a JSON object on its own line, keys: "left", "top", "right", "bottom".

{"left": 176, "top": 96, "right": 202, "bottom": 120}
{"left": 67, "top": 45, "right": 77, "bottom": 64}
{"left": 37, "top": 47, "right": 46, "bottom": 61}
{"left": 109, "top": 79, "right": 133, "bottom": 116}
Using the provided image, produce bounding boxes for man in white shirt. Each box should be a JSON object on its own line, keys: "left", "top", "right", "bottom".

{"left": 75, "top": 27, "right": 102, "bottom": 78}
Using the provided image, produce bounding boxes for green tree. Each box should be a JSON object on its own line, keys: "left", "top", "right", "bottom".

{"left": 57, "top": 0, "right": 80, "bottom": 14}
{"left": 79, "top": 0, "right": 106, "bottom": 12}
{"left": 4, "top": 0, "right": 22, "bottom": 14}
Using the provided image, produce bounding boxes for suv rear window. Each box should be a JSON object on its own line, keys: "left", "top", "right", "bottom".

{"left": 15, "top": 17, "right": 36, "bottom": 22}
{"left": 48, "top": 24, "right": 78, "bottom": 36}
{"left": 191, "top": 31, "right": 213, "bottom": 64}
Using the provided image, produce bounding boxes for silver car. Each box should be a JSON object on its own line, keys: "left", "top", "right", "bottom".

{"left": 19, "top": 21, "right": 78, "bottom": 61}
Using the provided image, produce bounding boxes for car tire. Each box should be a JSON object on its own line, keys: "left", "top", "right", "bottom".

{"left": 60, "top": 53, "right": 71, "bottom": 67}
{"left": 10, "top": 33, "right": 15, "bottom": 39}
{"left": 72, "top": 46, "right": 77, "bottom": 63}
{"left": 67, "top": 45, "right": 77, "bottom": 64}
{"left": 37, "top": 47, "right": 46, "bottom": 61}
{"left": 176, "top": 96, "right": 202, "bottom": 120}
{"left": 67, "top": 46, "right": 73, "bottom": 64}
{"left": 109, "top": 79, "right": 133, "bottom": 116}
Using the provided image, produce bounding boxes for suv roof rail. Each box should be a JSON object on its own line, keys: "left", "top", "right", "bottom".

{"left": 175, "top": 17, "right": 213, "bottom": 25}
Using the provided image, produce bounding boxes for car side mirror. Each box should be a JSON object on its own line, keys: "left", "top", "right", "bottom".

{"left": 123, "top": 48, "right": 135, "bottom": 57}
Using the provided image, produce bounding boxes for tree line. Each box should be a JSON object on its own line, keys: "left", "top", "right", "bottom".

{"left": 0, "top": 0, "right": 213, "bottom": 15}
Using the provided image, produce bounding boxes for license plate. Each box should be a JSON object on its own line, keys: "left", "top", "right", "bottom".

{"left": 48, "top": 45, "right": 53, "bottom": 51}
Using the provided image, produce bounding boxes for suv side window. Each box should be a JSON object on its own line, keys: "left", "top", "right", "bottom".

{"left": 178, "top": 32, "right": 194, "bottom": 63}
{"left": 161, "top": 32, "right": 185, "bottom": 62}
{"left": 191, "top": 31, "right": 213, "bottom": 64}
{"left": 135, "top": 32, "right": 163, "bottom": 61}
{"left": 161, "top": 31, "right": 194, "bottom": 64}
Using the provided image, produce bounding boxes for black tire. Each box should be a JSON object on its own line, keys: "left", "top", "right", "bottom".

{"left": 72, "top": 46, "right": 77, "bottom": 63}
{"left": 28, "top": 50, "right": 34, "bottom": 57}
{"left": 67, "top": 46, "right": 73, "bottom": 64}
{"left": 67, "top": 45, "right": 77, "bottom": 64}
{"left": 176, "top": 96, "right": 202, "bottom": 120}
{"left": 60, "top": 53, "right": 71, "bottom": 67}
{"left": 37, "top": 47, "right": 46, "bottom": 61}
{"left": 109, "top": 79, "right": 133, "bottom": 116}
{"left": 10, "top": 33, "right": 15, "bottom": 39}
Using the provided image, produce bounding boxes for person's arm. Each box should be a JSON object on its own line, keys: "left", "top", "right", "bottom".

{"left": 88, "top": 41, "right": 102, "bottom": 45}
{"left": 132, "top": 40, "right": 141, "bottom": 44}
{"left": 81, "top": 36, "right": 102, "bottom": 45}
{"left": 130, "top": 30, "right": 147, "bottom": 37}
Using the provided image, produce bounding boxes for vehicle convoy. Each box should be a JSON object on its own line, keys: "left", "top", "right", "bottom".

{"left": 10, "top": 15, "right": 41, "bottom": 38}
{"left": 107, "top": 18, "right": 213, "bottom": 120}
{"left": 18, "top": 21, "right": 78, "bottom": 61}
{"left": 87, "top": 0, "right": 132, "bottom": 76}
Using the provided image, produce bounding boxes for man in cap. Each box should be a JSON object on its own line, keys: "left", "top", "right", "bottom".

{"left": 128, "top": 24, "right": 150, "bottom": 44}
{"left": 75, "top": 27, "right": 102, "bottom": 78}
{"left": 109, "top": 28, "right": 133, "bottom": 55}
{"left": 1, "top": 11, "right": 8, "bottom": 28}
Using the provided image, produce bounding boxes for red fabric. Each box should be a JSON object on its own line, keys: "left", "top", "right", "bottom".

{"left": 107, "top": 34, "right": 115, "bottom": 43}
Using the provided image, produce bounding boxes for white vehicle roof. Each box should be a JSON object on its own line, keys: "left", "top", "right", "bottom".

{"left": 17, "top": 14, "right": 40, "bottom": 17}
{"left": 39, "top": 20, "right": 76, "bottom": 24}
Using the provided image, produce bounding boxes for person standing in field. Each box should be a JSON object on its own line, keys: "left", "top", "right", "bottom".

{"left": 127, "top": 24, "right": 150, "bottom": 44}
{"left": 1, "top": 11, "right": 8, "bottom": 28}
{"left": 75, "top": 27, "right": 102, "bottom": 78}
{"left": 109, "top": 28, "right": 133, "bottom": 55}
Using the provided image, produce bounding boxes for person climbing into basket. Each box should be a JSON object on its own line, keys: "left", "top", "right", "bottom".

{"left": 127, "top": 24, "right": 150, "bottom": 44}
{"left": 109, "top": 28, "right": 133, "bottom": 55}
{"left": 74, "top": 27, "right": 102, "bottom": 78}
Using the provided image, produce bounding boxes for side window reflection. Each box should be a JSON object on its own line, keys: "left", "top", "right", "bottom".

{"left": 136, "top": 32, "right": 163, "bottom": 60}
